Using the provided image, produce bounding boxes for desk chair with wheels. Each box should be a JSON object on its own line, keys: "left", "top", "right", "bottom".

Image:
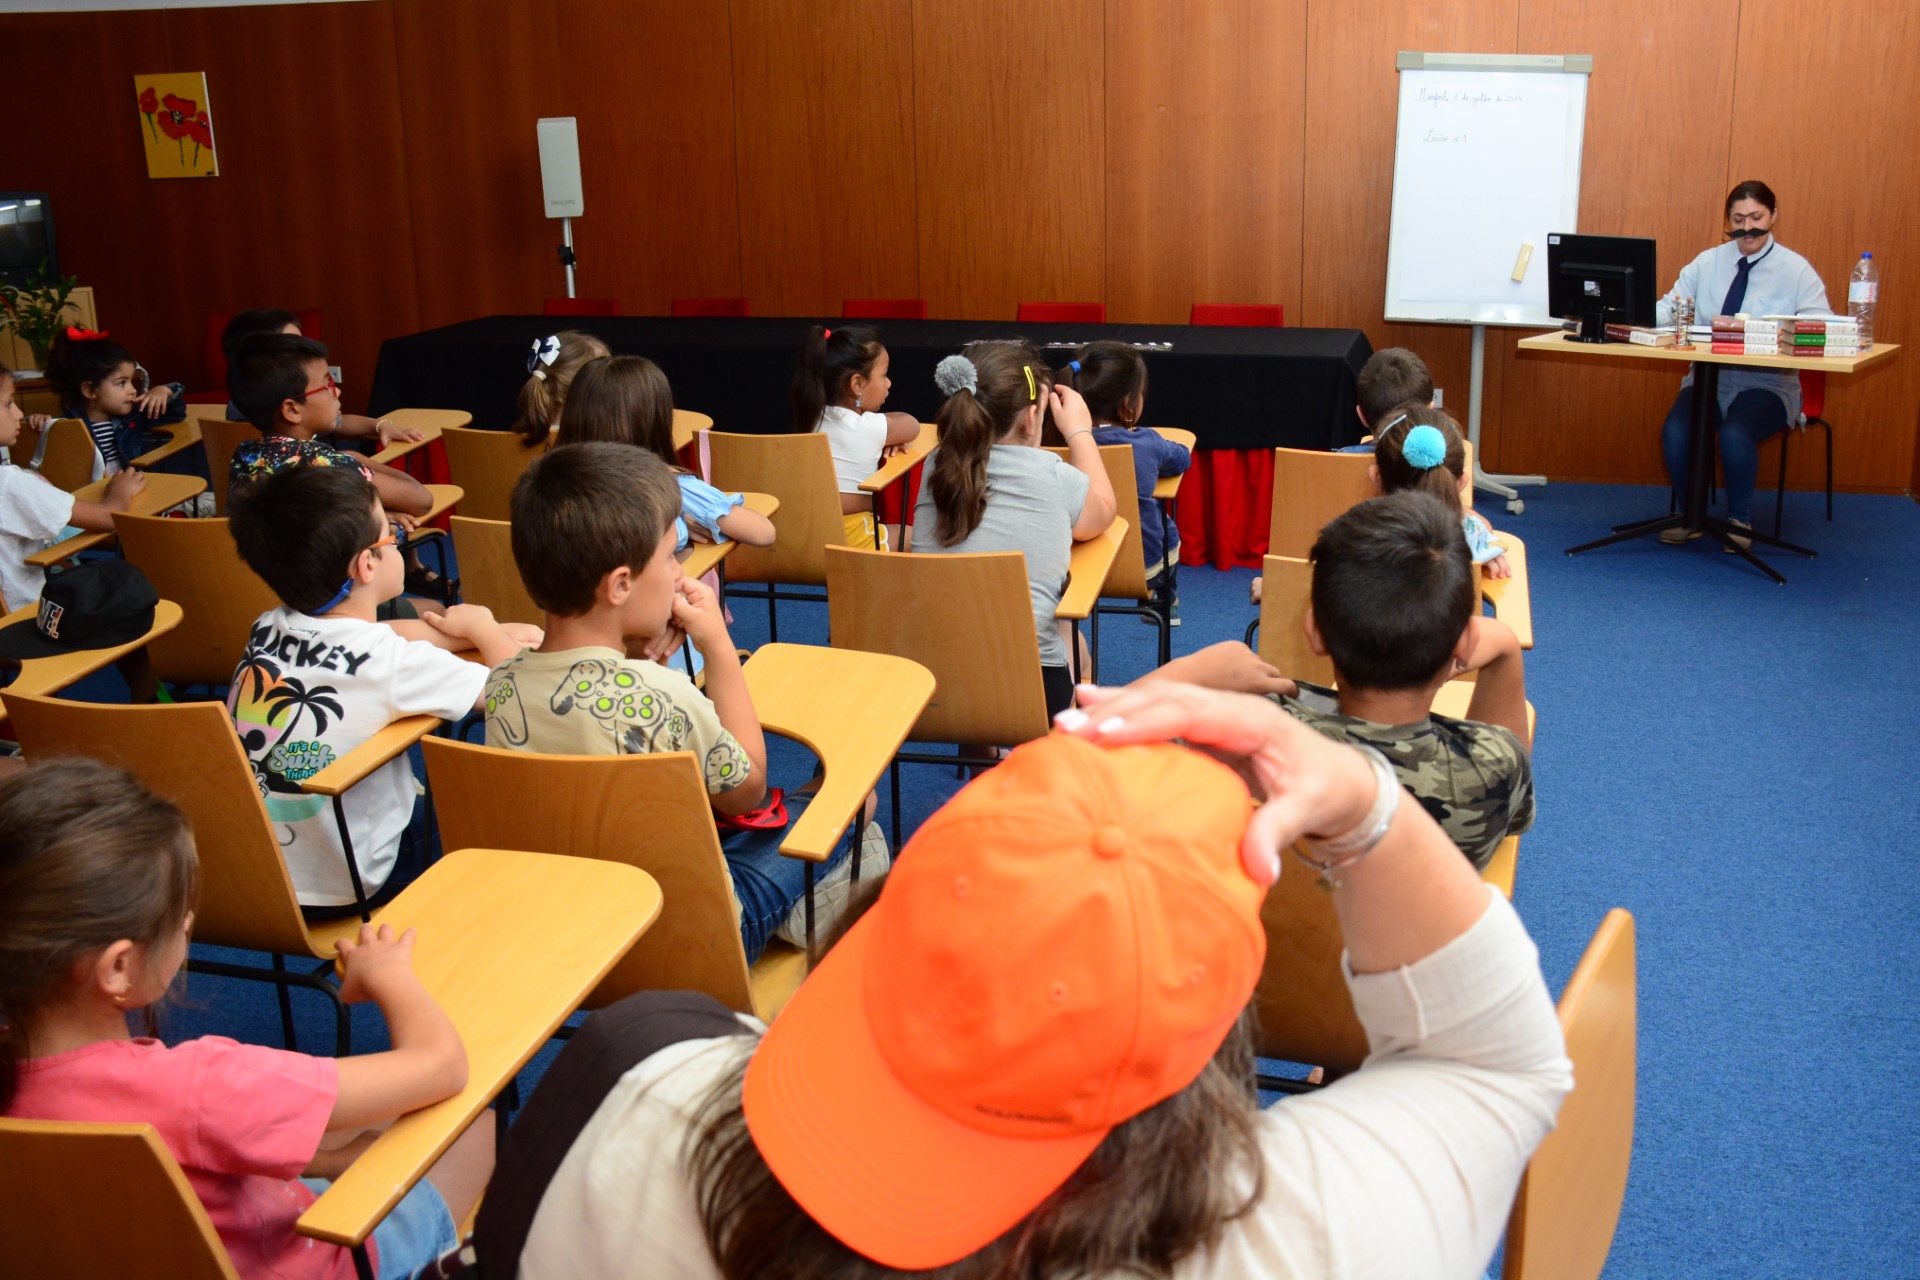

{"left": 113, "top": 512, "right": 278, "bottom": 691}
{"left": 1189, "top": 303, "right": 1284, "bottom": 327}
{"left": 439, "top": 424, "right": 546, "bottom": 521}
{"left": 1017, "top": 301, "right": 1106, "bottom": 324}
{"left": 1045, "top": 442, "right": 1169, "bottom": 672}
{"left": 704, "top": 430, "right": 847, "bottom": 641}
{"left": 825, "top": 546, "right": 1051, "bottom": 848}
{"left": 421, "top": 739, "right": 810, "bottom": 1022}
{"left": 1502, "top": 908, "right": 1636, "bottom": 1280}
{"left": 1772, "top": 370, "right": 1834, "bottom": 538}
{"left": 0, "top": 1120, "right": 240, "bottom": 1280}
{"left": 3, "top": 694, "right": 447, "bottom": 1056}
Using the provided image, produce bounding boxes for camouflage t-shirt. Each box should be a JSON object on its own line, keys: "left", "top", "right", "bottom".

{"left": 482, "top": 645, "right": 754, "bottom": 798}
{"left": 1280, "top": 682, "right": 1534, "bottom": 869}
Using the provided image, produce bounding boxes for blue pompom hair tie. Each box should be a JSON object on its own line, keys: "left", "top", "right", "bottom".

{"left": 1402, "top": 424, "right": 1449, "bottom": 470}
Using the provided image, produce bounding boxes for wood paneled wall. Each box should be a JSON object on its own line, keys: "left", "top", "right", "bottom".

{"left": 7, "top": 0, "right": 1917, "bottom": 492}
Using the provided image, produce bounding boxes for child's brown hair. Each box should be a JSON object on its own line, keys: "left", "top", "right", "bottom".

{"left": 513, "top": 330, "right": 612, "bottom": 447}
{"left": 1056, "top": 340, "right": 1147, "bottom": 426}
{"left": 1372, "top": 402, "right": 1466, "bottom": 516}
{"left": 554, "top": 355, "right": 679, "bottom": 468}
{"left": 927, "top": 341, "right": 1054, "bottom": 547}
{"left": 511, "top": 442, "right": 683, "bottom": 618}
{"left": 0, "top": 759, "right": 198, "bottom": 1109}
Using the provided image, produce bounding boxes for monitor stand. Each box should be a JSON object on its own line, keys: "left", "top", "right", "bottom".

{"left": 1570, "top": 308, "right": 1611, "bottom": 344}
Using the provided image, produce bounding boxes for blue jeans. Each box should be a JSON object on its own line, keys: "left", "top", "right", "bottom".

{"left": 1659, "top": 386, "right": 1786, "bottom": 524}
{"left": 722, "top": 790, "right": 851, "bottom": 962}
{"left": 301, "top": 1176, "right": 457, "bottom": 1278}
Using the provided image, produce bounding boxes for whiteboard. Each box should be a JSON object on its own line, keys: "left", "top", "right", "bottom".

{"left": 1383, "top": 53, "right": 1591, "bottom": 328}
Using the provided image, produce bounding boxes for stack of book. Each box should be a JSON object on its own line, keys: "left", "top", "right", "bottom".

{"left": 1710, "top": 315, "right": 1780, "bottom": 355}
{"left": 1602, "top": 323, "right": 1677, "bottom": 347}
{"left": 1763, "top": 314, "right": 1864, "bottom": 357}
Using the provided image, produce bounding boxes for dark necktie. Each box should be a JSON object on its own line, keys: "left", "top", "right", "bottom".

{"left": 1720, "top": 254, "right": 1755, "bottom": 318}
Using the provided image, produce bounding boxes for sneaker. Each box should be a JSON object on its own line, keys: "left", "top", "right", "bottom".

{"left": 1141, "top": 600, "right": 1180, "bottom": 628}
{"left": 1659, "top": 526, "right": 1701, "bottom": 545}
{"left": 773, "top": 820, "right": 892, "bottom": 948}
{"left": 1249, "top": 577, "right": 1264, "bottom": 605}
{"left": 188, "top": 493, "right": 216, "bottom": 518}
{"left": 1722, "top": 519, "right": 1752, "bottom": 553}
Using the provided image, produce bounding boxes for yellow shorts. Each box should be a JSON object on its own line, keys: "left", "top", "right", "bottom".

{"left": 841, "top": 511, "right": 889, "bottom": 551}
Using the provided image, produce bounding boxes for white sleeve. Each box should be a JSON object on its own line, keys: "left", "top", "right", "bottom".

{"left": 1795, "top": 258, "right": 1832, "bottom": 316}
{"left": 0, "top": 469, "right": 76, "bottom": 541}
{"left": 1657, "top": 249, "right": 1705, "bottom": 326}
{"left": 386, "top": 635, "right": 491, "bottom": 721}
{"left": 1232, "top": 891, "right": 1573, "bottom": 1280}
{"left": 1054, "top": 455, "right": 1091, "bottom": 526}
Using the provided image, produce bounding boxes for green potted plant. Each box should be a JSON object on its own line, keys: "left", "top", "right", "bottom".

{"left": 0, "top": 262, "right": 81, "bottom": 375}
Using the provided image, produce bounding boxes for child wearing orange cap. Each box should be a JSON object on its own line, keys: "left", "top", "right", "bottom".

{"left": 500, "top": 682, "right": 1571, "bottom": 1280}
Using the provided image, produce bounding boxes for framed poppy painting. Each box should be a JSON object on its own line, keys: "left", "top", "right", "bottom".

{"left": 134, "top": 72, "right": 219, "bottom": 179}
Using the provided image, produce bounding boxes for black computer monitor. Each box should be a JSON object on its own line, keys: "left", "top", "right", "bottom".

{"left": 1546, "top": 233, "right": 1657, "bottom": 342}
{"left": 0, "top": 193, "right": 58, "bottom": 288}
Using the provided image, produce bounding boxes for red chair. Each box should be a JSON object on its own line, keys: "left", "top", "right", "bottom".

{"left": 1772, "top": 371, "right": 1833, "bottom": 537}
{"left": 842, "top": 298, "right": 928, "bottom": 321}
{"left": 1190, "top": 303, "right": 1285, "bottom": 328}
{"left": 1016, "top": 302, "right": 1106, "bottom": 324}
{"left": 202, "top": 308, "right": 323, "bottom": 395}
{"left": 543, "top": 297, "right": 618, "bottom": 317}
{"left": 671, "top": 297, "right": 750, "bottom": 318}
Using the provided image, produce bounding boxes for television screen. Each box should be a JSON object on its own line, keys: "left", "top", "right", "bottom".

{"left": 0, "top": 193, "right": 58, "bottom": 286}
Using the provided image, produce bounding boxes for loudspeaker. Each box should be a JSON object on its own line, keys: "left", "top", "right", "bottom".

{"left": 537, "top": 117, "right": 583, "bottom": 219}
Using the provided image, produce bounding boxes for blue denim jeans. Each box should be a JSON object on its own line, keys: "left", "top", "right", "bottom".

{"left": 722, "top": 791, "right": 852, "bottom": 962}
{"left": 1659, "top": 386, "right": 1786, "bottom": 524}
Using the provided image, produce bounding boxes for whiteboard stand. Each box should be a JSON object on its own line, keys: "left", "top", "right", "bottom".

{"left": 1467, "top": 324, "right": 1544, "bottom": 514}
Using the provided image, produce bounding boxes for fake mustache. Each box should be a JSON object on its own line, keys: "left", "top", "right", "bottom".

{"left": 1725, "top": 228, "right": 1770, "bottom": 239}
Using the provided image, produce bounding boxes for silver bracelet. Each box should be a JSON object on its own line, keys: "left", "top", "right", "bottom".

{"left": 1064, "top": 428, "right": 1095, "bottom": 443}
{"left": 1293, "top": 746, "right": 1400, "bottom": 888}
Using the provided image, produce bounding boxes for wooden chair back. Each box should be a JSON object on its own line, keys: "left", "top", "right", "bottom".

{"left": 1268, "top": 447, "right": 1377, "bottom": 559}
{"left": 196, "top": 413, "right": 258, "bottom": 515}
{"left": 1045, "top": 443, "right": 1148, "bottom": 601}
{"left": 1, "top": 693, "right": 320, "bottom": 959}
{"left": 113, "top": 512, "right": 278, "bottom": 687}
{"left": 674, "top": 409, "right": 714, "bottom": 453}
{"left": 0, "top": 1119, "right": 239, "bottom": 1279}
{"left": 1250, "top": 845, "right": 1372, "bottom": 1074}
{"left": 420, "top": 738, "right": 756, "bottom": 1013}
{"left": 825, "top": 546, "right": 1050, "bottom": 748}
{"left": 1503, "top": 909, "right": 1637, "bottom": 1280}
{"left": 439, "top": 425, "right": 546, "bottom": 522}
{"left": 450, "top": 516, "right": 542, "bottom": 626}
{"left": 25, "top": 418, "right": 97, "bottom": 491}
{"left": 705, "top": 431, "right": 844, "bottom": 589}
{"left": 1256, "top": 554, "right": 1335, "bottom": 685}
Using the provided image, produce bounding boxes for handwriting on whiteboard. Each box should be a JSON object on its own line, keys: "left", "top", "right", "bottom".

{"left": 1423, "top": 129, "right": 1467, "bottom": 144}
{"left": 1418, "top": 88, "right": 1525, "bottom": 106}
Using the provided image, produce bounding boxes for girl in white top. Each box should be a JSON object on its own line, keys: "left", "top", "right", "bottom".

{"left": 0, "top": 364, "right": 146, "bottom": 612}
{"left": 790, "top": 325, "right": 920, "bottom": 550}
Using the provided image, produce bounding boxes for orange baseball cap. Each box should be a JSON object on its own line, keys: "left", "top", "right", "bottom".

{"left": 742, "top": 732, "right": 1267, "bottom": 1270}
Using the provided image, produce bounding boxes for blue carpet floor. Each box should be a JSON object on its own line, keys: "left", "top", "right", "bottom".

{"left": 140, "top": 481, "right": 1920, "bottom": 1276}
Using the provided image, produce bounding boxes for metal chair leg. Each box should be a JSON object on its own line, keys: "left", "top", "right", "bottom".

{"left": 271, "top": 953, "right": 298, "bottom": 1051}
{"left": 1820, "top": 419, "right": 1833, "bottom": 521}
{"left": 1774, "top": 424, "right": 1791, "bottom": 539}
{"left": 890, "top": 760, "right": 902, "bottom": 853}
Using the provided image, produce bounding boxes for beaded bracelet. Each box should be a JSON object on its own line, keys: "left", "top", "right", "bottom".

{"left": 1291, "top": 746, "right": 1400, "bottom": 889}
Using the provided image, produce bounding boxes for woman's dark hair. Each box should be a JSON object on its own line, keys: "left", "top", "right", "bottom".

{"left": 0, "top": 758, "right": 198, "bottom": 1110}
{"left": 688, "top": 1011, "right": 1263, "bottom": 1279}
{"left": 510, "top": 442, "right": 683, "bottom": 617}
{"left": 45, "top": 330, "right": 135, "bottom": 414}
{"left": 1372, "top": 401, "right": 1466, "bottom": 515}
{"left": 1724, "top": 180, "right": 1777, "bottom": 218}
{"left": 555, "top": 355, "right": 678, "bottom": 467}
{"left": 219, "top": 308, "right": 301, "bottom": 361}
{"left": 228, "top": 464, "right": 385, "bottom": 613}
{"left": 790, "top": 325, "right": 883, "bottom": 434}
{"left": 1056, "top": 340, "right": 1146, "bottom": 425}
{"left": 927, "top": 341, "right": 1054, "bottom": 547}
{"left": 512, "top": 330, "right": 611, "bottom": 446}
{"left": 1310, "top": 491, "right": 1475, "bottom": 692}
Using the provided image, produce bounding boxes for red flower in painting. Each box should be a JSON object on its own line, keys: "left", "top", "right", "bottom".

{"left": 157, "top": 94, "right": 197, "bottom": 141}
{"left": 137, "top": 85, "right": 160, "bottom": 142}
{"left": 186, "top": 111, "right": 213, "bottom": 167}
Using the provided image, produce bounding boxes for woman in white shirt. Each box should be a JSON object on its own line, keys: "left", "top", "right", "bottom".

{"left": 513, "top": 683, "right": 1572, "bottom": 1280}
{"left": 1652, "top": 180, "right": 1830, "bottom": 547}
{"left": 790, "top": 325, "right": 921, "bottom": 549}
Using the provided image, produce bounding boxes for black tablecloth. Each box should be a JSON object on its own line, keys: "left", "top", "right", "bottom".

{"left": 369, "top": 317, "right": 1371, "bottom": 452}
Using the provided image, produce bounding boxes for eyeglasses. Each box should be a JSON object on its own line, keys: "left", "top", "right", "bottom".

{"left": 293, "top": 372, "right": 341, "bottom": 400}
{"left": 313, "top": 522, "right": 404, "bottom": 615}
{"left": 367, "top": 522, "right": 403, "bottom": 555}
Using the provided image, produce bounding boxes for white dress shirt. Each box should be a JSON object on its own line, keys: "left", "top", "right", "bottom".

{"left": 1656, "top": 238, "right": 1830, "bottom": 423}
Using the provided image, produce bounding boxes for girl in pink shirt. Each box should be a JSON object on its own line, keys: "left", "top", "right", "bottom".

{"left": 0, "top": 759, "right": 491, "bottom": 1279}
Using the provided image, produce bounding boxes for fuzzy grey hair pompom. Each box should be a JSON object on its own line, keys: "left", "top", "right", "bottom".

{"left": 934, "top": 354, "right": 980, "bottom": 397}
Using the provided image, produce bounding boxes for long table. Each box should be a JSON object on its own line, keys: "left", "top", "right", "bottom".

{"left": 369, "top": 316, "right": 1371, "bottom": 453}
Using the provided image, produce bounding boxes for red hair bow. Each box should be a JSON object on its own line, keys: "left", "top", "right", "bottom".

{"left": 65, "top": 326, "right": 111, "bottom": 341}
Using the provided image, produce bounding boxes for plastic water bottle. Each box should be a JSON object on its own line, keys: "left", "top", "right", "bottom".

{"left": 1848, "top": 252, "right": 1877, "bottom": 348}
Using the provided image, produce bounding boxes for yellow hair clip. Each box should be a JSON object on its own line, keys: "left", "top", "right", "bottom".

{"left": 1023, "top": 366, "right": 1037, "bottom": 402}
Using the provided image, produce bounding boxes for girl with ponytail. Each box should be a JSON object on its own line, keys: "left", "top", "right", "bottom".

{"left": 1370, "top": 403, "right": 1512, "bottom": 578}
{"left": 512, "top": 331, "right": 610, "bottom": 446}
{"left": 914, "top": 341, "right": 1116, "bottom": 716}
{"left": 789, "top": 325, "right": 921, "bottom": 550}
